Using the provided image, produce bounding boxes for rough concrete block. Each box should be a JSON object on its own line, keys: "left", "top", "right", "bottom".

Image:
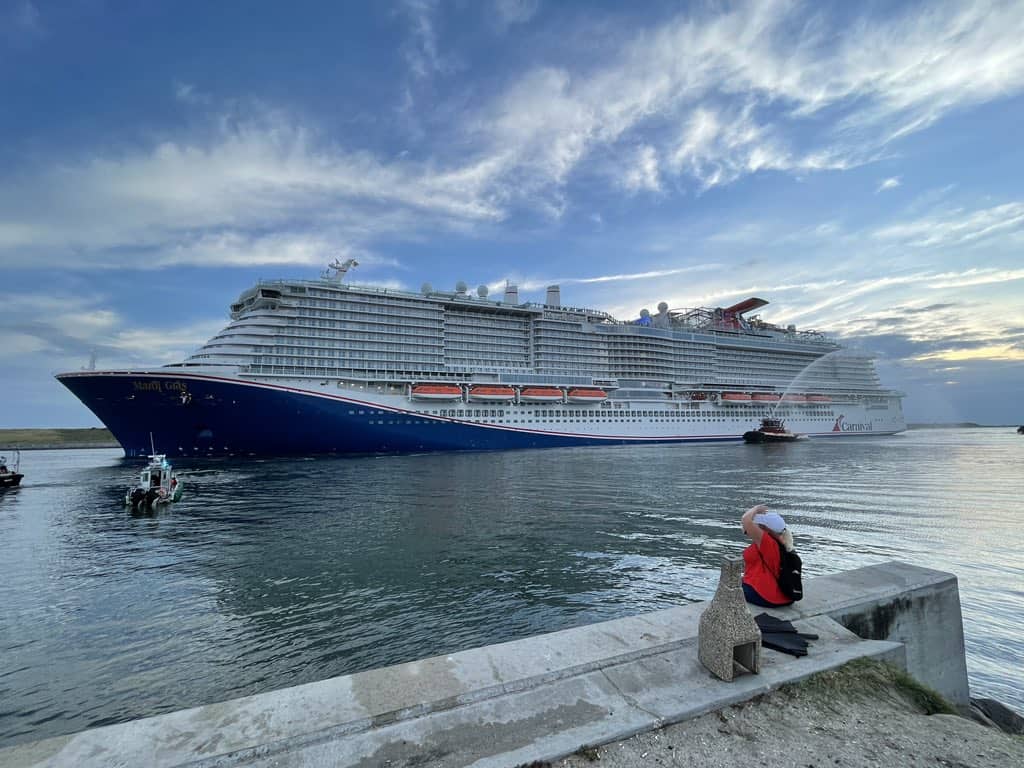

{"left": 698, "top": 556, "right": 761, "bottom": 681}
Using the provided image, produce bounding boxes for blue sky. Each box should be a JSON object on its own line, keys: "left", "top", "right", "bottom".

{"left": 2, "top": 0, "right": 1023, "bottom": 427}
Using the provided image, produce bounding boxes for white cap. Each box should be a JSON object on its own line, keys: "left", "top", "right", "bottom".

{"left": 753, "top": 511, "right": 787, "bottom": 533}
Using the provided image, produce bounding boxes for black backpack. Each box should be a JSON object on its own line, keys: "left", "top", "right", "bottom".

{"left": 777, "top": 547, "right": 804, "bottom": 602}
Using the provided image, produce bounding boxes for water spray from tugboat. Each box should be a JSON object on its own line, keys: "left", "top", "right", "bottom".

{"left": 769, "top": 348, "right": 845, "bottom": 420}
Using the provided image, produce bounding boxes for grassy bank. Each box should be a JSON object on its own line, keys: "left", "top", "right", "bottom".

{"left": 0, "top": 428, "right": 119, "bottom": 449}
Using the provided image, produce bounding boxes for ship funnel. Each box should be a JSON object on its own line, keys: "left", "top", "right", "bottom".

{"left": 545, "top": 285, "right": 561, "bottom": 307}
{"left": 503, "top": 281, "right": 519, "bottom": 304}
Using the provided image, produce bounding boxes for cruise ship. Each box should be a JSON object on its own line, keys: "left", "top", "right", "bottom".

{"left": 57, "top": 260, "right": 906, "bottom": 457}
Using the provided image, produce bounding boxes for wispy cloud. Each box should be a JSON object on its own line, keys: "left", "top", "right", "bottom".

{"left": 925, "top": 267, "right": 1024, "bottom": 289}
{"left": 492, "top": 0, "right": 539, "bottom": 29}
{"left": 622, "top": 145, "right": 662, "bottom": 193}
{"left": 877, "top": 176, "right": 901, "bottom": 193}
{"left": 0, "top": 291, "right": 223, "bottom": 368}
{"left": 914, "top": 344, "right": 1024, "bottom": 362}
{"left": 4, "top": 1, "right": 1024, "bottom": 273}
{"left": 510, "top": 264, "right": 722, "bottom": 292}
{"left": 173, "top": 81, "right": 209, "bottom": 105}
{"left": 873, "top": 201, "right": 1024, "bottom": 247}
{"left": 471, "top": 0, "right": 1024, "bottom": 199}
{"left": 0, "top": 110, "right": 505, "bottom": 268}
{"left": 666, "top": 105, "right": 855, "bottom": 190}
{"left": 399, "top": 0, "right": 451, "bottom": 80}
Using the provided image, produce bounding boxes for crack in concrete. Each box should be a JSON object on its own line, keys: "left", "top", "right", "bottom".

{"left": 598, "top": 667, "right": 664, "bottom": 724}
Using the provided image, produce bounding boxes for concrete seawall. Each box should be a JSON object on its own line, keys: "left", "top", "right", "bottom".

{"left": 0, "top": 561, "right": 969, "bottom": 767}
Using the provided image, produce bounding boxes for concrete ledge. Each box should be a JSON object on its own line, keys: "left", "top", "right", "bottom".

{"left": 0, "top": 561, "right": 964, "bottom": 768}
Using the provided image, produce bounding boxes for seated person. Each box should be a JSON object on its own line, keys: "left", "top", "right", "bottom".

{"left": 740, "top": 504, "right": 794, "bottom": 607}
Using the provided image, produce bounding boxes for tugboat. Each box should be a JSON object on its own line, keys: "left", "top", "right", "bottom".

{"left": 126, "top": 454, "right": 183, "bottom": 511}
{"left": 0, "top": 450, "right": 23, "bottom": 488}
{"left": 743, "top": 418, "right": 800, "bottom": 444}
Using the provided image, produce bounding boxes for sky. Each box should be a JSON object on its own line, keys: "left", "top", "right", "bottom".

{"left": 1, "top": 0, "right": 1022, "bottom": 427}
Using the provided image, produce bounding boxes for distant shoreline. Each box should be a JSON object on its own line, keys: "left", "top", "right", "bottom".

{"left": 0, "top": 428, "right": 120, "bottom": 450}
{"left": 2, "top": 424, "right": 1018, "bottom": 450}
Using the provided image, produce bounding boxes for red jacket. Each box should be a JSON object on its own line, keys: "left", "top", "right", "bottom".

{"left": 742, "top": 533, "right": 791, "bottom": 605}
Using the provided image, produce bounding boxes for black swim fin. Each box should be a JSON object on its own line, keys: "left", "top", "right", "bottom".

{"left": 760, "top": 631, "right": 809, "bottom": 657}
{"left": 755, "top": 613, "right": 798, "bottom": 634}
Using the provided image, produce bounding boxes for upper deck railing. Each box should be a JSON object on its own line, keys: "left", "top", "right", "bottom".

{"left": 249, "top": 277, "right": 833, "bottom": 344}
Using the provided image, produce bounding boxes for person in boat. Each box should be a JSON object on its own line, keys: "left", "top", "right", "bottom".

{"left": 740, "top": 504, "right": 794, "bottom": 607}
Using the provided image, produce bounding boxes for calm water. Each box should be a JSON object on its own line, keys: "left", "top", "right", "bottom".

{"left": 1, "top": 429, "right": 1022, "bottom": 747}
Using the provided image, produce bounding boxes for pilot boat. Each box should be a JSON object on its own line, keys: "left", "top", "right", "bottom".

{"left": 126, "top": 454, "right": 183, "bottom": 510}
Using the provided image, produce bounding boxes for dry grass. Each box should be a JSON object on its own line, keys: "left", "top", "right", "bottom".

{"left": 0, "top": 428, "right": 117, "bottom": 448}
{"left": 781, "top": 657, "right": 958, "bottom": 715}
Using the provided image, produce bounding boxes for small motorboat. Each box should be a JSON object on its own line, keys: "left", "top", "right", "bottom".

{"left": 743, "top": 418, "right": 801, "bottom": 444}
{"left": 0, "top": 450, "right": 23, "bottom": 488}
{"left": 126, "top": 454, "right": 183, "bottom": 511}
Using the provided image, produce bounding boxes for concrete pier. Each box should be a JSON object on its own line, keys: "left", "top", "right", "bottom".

{"left": 0, "top": 561, "right": 968, "bottom": 768}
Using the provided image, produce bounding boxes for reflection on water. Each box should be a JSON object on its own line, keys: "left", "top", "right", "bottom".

{"left": 1, "top": 429, "right": 1022, "bottom": 746}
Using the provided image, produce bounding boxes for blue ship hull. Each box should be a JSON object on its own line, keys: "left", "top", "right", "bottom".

{"left": 58, "top": 372, "right": 742, "bottom": 457}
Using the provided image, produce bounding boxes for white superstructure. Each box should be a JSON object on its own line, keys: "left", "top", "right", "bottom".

{"left": 58, "top": 261, "right": 905, "bottom": 457}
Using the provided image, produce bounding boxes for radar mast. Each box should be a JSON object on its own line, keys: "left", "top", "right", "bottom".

{"left": 322, "top": 258, "right": 359, "bottom": 282}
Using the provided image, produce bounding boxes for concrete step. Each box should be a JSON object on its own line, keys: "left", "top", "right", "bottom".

{"left": 238, "top": 615, "right": 903, "bottom": 768}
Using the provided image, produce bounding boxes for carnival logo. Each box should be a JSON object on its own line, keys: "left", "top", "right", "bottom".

{"left": 833, "top": 414, "right": 873, "bottom": 432}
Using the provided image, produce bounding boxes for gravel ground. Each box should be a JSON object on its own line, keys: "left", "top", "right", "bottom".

{"left": 551, "top": 660, "right": 1024, "bottom": 768}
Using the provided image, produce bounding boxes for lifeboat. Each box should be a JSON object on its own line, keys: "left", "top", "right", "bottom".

{"left": 566, "top": 387, "right": 607, "bottom": 403}
{"left": 751, "top": 393, "right": 781, "bottom": 403}
{"left": 468, "top": 385, "right": 516, "bottom": 402}
{"left": 689, "top": 391, "right": 708, "bottom": 401}
{"left": 518, "top": 387, "right": 563, "bottom": 403}
{"left": 807, "top": 394, "right": 831, "bottom": 403}
{"left": 781, "top": 394, "right": 808, "bottom": 405}
{"left": 411, "top": 384, "right": 463, "bottom": 401}
{"left": 721, "top": 392, "right": 752, "bottom": 405}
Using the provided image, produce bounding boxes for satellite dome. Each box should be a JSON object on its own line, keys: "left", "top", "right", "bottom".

{"left": 456, "top": 281, "right": 468, "bottom": 294}
{"left": 658, "top": 301, "right": 669, "bottom": 313}
{"left": 421, "top": 283, "right": 433, "bottom": 294}
{"left": 640, "top": 308, "right": 651, "bottom": 318}
{"left": 477, "top": 285, "right": 489, "bottom": 298}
